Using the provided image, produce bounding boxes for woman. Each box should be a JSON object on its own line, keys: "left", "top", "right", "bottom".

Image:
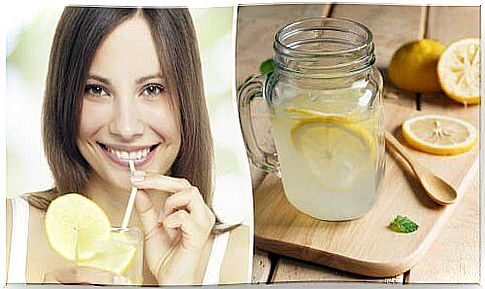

{"left": 6, "top": 7, "right": 250, "bottom": 285}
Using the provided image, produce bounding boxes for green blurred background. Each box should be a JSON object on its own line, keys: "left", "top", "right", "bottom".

{"left": 6, "top": 6, "right": 252, "bottom": 225}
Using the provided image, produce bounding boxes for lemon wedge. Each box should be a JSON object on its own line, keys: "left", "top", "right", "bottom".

{"left": 402, "top": 115, "right": 477, "bottom": 155}
{"left": 45, "top": 193, "right": 111, "bottom": 261}
{"left": 290, "top": 116, "right": 375, "bottom": 191}
{"left": 437, "top": 38, "right": 480, "bottom": 104}
{"left": 389, "top": 39, "right": 445, "bottom": 93}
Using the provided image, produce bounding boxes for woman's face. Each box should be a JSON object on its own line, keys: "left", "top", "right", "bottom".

{"left": 77, "top": 16, "right": 181, "bottom": 190}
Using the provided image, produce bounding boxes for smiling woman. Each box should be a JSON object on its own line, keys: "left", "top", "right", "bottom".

{"left": 6, "top": 6, "right": 250, "bottom": 286}
{"left": 77, "top": 15, "right": 182, "bottom": 193}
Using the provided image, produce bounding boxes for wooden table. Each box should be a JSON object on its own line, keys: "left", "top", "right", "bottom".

{"left": 236, "top": 4, "right": 480, "bottom": 284}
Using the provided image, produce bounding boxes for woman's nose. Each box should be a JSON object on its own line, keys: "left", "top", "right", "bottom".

{"left": 108, "top": 98, "right": 144, "bottom": 140}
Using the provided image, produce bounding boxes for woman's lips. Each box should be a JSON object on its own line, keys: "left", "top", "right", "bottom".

{"left": 97, "top": 142, "right": 160, "bottom": 168}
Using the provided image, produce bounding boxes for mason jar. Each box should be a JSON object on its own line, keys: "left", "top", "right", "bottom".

{"left": 238, "top": 17, "right": 385, "bottom": 221}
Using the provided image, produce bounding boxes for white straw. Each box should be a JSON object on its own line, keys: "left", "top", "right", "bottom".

{"left": 122, "top": 160, "right": 137, "bottom": 228}
{"left": 129, "top": 159, "right": 136, "bottom": 173}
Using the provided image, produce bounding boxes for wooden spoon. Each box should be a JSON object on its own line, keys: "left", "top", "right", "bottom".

{"left": 384, "top": 131, "right": 457, "bottom": 205}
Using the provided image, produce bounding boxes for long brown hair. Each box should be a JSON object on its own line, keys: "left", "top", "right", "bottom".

{"left": 28, "top": 7, "right": 215, "bottom": 214}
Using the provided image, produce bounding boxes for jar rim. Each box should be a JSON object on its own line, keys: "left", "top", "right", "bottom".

{"left": 273, "top": 17, "right": 376, "bottom": 78}
{"left": 274, "top": 17, "right": 374, "bottom": 57}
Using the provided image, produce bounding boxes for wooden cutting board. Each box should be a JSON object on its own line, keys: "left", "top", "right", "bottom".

{"left": 254, "top": 99, "right": 479, "bottom": 277}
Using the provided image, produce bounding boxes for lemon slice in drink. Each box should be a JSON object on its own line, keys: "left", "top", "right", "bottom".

{"left": 45, "top": 193, "right": 111, "bottom": 261}
{"left": 285, "top": 107, "right": 328, "bottom": 118}
{"left": 437, "top": 38, "right": 480, "bottom": 104}
{"left": 290, "top": 116, "right": 375, "bottom": 191}
{"left": 77, "top": 232, "right": 137, "bottom": 275}
{"left": 402, "top": 115, "right": 477, "bottom": 155}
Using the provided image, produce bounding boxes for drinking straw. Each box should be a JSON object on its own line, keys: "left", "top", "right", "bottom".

{"left": 121, "top": 160, "right": 137, "bottom": 228}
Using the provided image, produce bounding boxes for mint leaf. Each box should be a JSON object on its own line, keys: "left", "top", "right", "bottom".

{"left": 389, "top": 215, "right": 419, "bottom": 233}
{"left": 259, "top": 58, "right": 275, "bottom": 74}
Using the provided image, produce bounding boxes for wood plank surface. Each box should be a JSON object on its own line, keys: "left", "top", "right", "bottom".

{"left": 427, "top": 6, "right": 480, "bottom": 46}
{"left": 251, "top": 249, "right": 272, "bottom": 284}
{"left": 331, "top": 4, "right": 424, "bottom": 69}
{"left": 272, "top": 257, "right": 404, "bottom": 283}
{"left": 253, "top": 100, "right": 479, "bottom": 277}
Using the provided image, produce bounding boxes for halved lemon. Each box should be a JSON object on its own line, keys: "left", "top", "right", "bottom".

{"left": 45, "top": 193, "right": 111, "bottom": 261}
{"left": 402, "top": 115, "right": 477, "bottom": 155}
{"left": 437, "top": 38, "right": 480, "bottom": 104}
{"left": 290, "top": 115, "right": 375, "bottom": 191}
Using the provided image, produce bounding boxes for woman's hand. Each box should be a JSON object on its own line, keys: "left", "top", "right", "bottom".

{"left": 43, "top": 266, "right": 131, "bottom": 285}
{"left": 132, "top": 172, "right": 216, "bottom": 285}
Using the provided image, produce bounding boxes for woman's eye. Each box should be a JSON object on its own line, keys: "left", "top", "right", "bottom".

{"left": 85, "top": 85, "right": 109, "bottom": 97}
{"left": 142, "top": 84, "right": 164, "bottom": 98}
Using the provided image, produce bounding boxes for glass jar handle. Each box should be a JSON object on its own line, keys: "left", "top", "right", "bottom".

{"left": 237, "top": 74, "right": 279, "bottom": 175}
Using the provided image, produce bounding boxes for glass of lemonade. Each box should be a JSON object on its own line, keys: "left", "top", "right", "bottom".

{"left": 44, "top": 194, "right": 144, "bottom": 285}
{"left": 238, "top": 18, "right": 385, "bottom": 221}
{"left": 76, "top": 227, "right": 144, "bottom": 285}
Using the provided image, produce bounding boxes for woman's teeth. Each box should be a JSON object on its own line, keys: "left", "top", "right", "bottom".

{"left": 107, "top": 147, "right": 150, "bottom": 160}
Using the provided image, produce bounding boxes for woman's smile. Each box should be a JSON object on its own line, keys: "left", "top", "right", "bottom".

{"left": 97, "top": 141, "right": 161, "bottom": 168}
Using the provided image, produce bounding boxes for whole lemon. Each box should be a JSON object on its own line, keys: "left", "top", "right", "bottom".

{"left": 388, "top": 39, "right": 445, "bottom": 93}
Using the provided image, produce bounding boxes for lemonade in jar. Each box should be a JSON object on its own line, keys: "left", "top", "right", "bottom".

{"left": 238, "top": 18, "right": 385, "bottom": 220}
{"left": 269, "top": 86, "right": 384, "bottom": 220}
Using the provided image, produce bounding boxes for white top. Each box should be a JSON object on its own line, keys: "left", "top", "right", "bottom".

{"left": 7, "top": 197, "right": 30, "bottom": 284}
{"left": 7, "top": 197, "right": 230, "bottom": 285}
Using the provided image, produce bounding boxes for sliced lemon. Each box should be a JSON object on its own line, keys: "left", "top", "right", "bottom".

{"left": 290, "top": 116, "right": 375, "bottom": 191}
{"left": 285, "top": 107, "right": 329, "bottom": 118}
{"left": 402, "top": 114, "right": 477, "bottom": 155}
{"left": 45, "top": 193, "right": 111, "bottom": 261}
{"left": 77, "top": 231, "right": 137, "bottom": 275}
{"left": 437, "top": 38, "right": 480, "bottom": 104}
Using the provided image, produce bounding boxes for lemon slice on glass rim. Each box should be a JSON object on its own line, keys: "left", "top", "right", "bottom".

{"left": 402, "top": 114, "right": 477, "bottom": 155}
{"left": 290, "top": 114, "right": 375, "bottom": 191}
{"left": 437, "top": 38, "right": 480, "bottom": 104}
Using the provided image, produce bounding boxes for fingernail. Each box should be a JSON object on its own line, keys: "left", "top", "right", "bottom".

{"left": 130, "top": 175, "right": 145, "bottom": 183}
{"left": 133, "top": 170, "right": 146, "bottom": 177}
{"left": 163, "top": 219, "right": 176, "bottom": 228}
